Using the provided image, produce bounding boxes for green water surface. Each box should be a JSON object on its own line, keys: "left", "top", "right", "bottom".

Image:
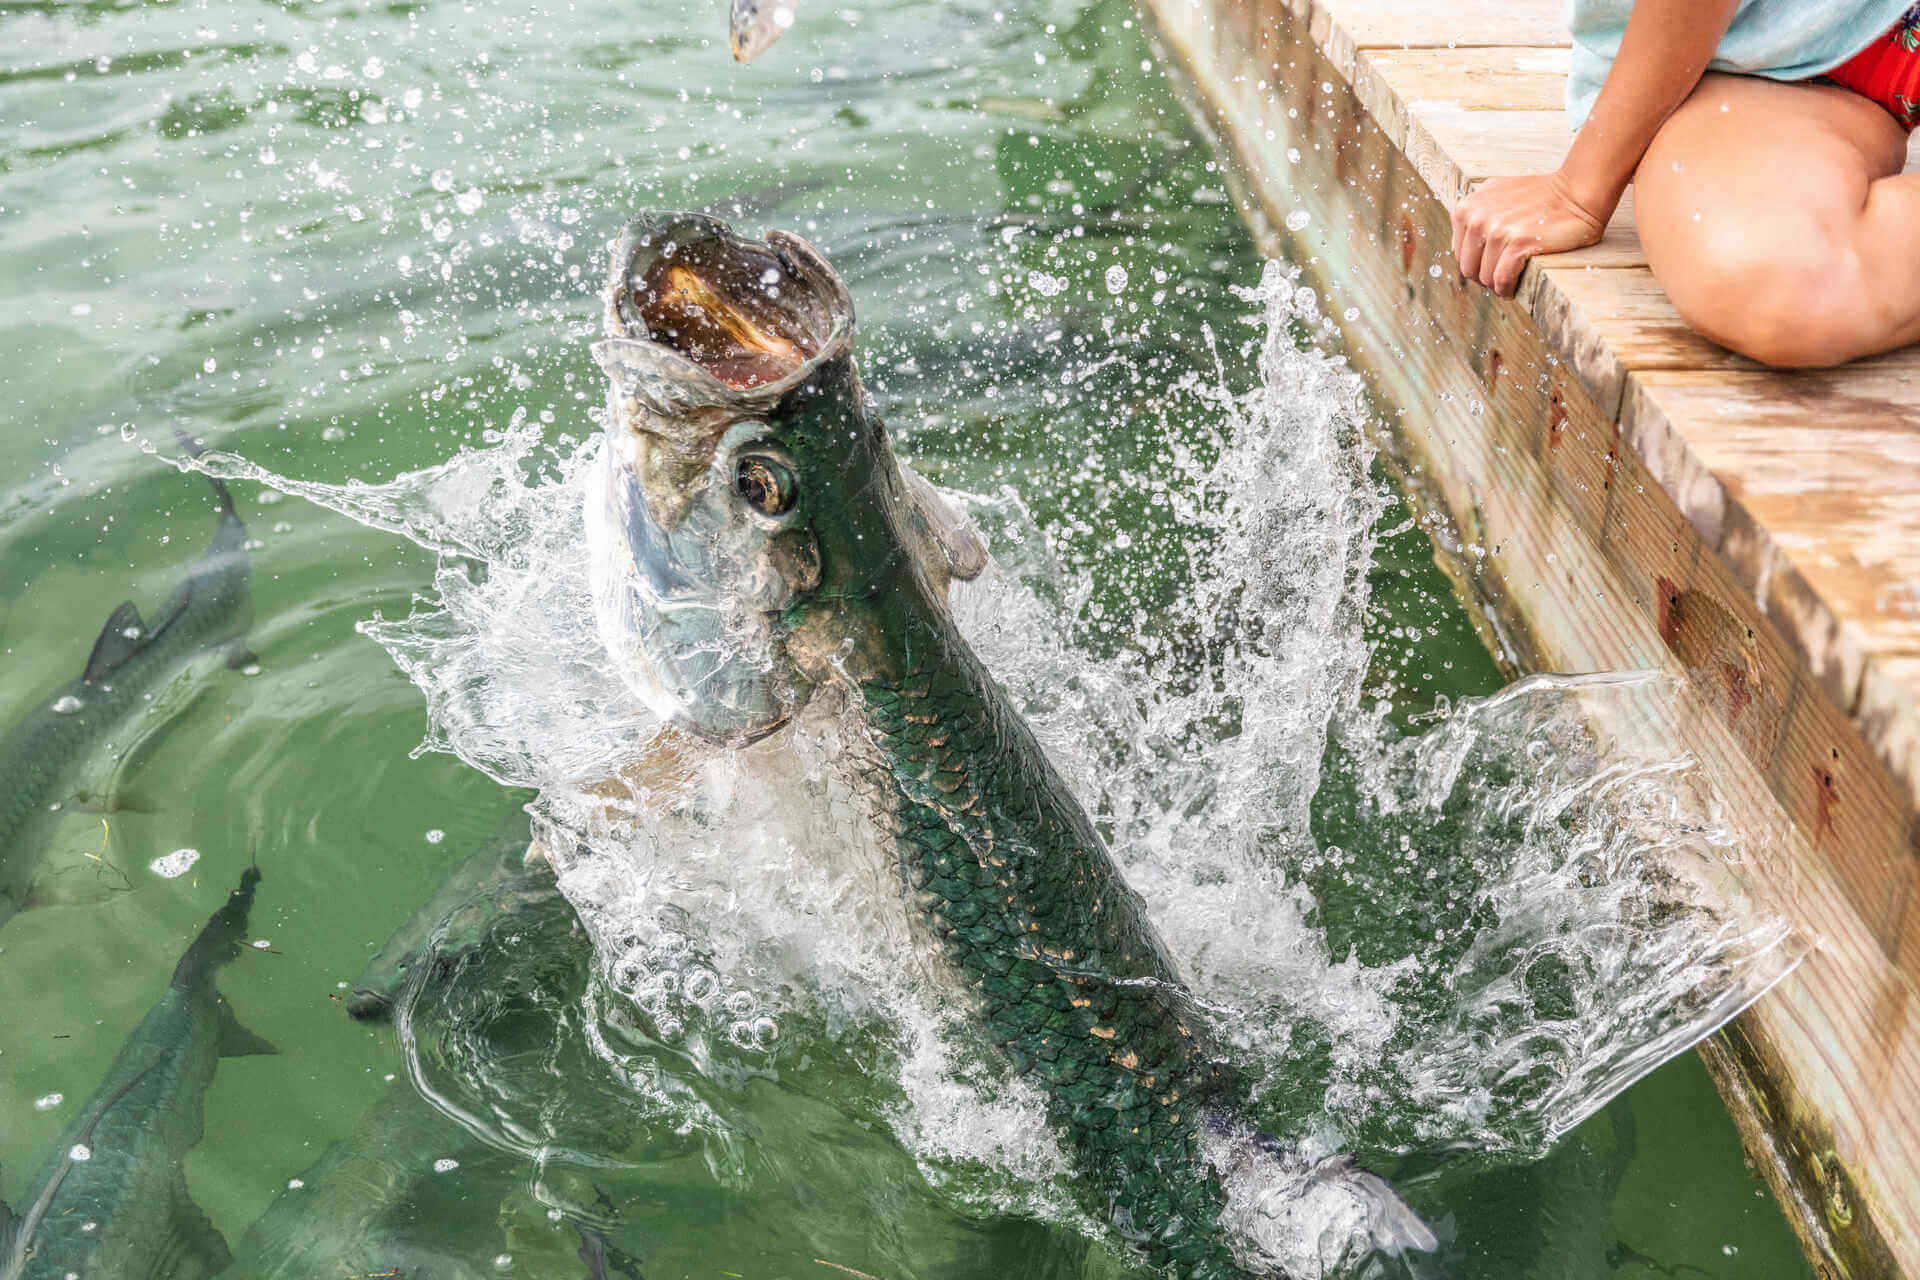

{"left": 0, "top": 0, "right": 1813, "bottom": 1274}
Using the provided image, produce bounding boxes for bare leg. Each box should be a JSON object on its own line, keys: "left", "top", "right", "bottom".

{"left": 1634, "top": 72, "right": 1920, "bottom": 368}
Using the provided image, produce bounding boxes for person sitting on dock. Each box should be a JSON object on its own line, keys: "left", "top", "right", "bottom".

{"left": 1450, "top": 0, "right": 1920, "bottom": 368}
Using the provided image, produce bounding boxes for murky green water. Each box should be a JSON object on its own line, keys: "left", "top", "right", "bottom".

{"left": 0, "top": 0, "right": 1814, "bottom": 1275}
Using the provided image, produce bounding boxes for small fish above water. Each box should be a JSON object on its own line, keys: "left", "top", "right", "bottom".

{"left": 729, "top": 0, "right": 798, "bottom": 61}
{"left": 0, "top": 461, "right": 253, "bottom": 927}
{"left": 0, "top": 868, "right": 273, "bottom": 1279}
{"left": 584, "top": 212, "right": 1433, "bottom": 1278}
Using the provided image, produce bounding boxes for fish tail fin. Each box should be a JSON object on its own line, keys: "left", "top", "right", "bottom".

{"left": 170, "top": 865, "right": 262, "bottom": 988}
{"left": 1207, "top": 1122, "right": 1439, "bottom": 1274}
{"left": 172, "top": 428, "right": 241, "bottom": 523}
{"left": 1308, "top": 1153, "right": 1439, "bottom": 1259}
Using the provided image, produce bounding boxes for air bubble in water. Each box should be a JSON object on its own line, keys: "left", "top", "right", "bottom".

{"left": 683, "top": 967, "right": 719, "bottom": 1005}
{"left": 1285, "top": 210, "right": 1311, "bottom": 231}
{"left": 34, "top": 1092, "right": 63, "bottom": 1110}
{"left": 52, "top": 696, "right": 84, "bottom": 714}
{"left": 1104, "top": 264, "right": 1128, "bottom": 294}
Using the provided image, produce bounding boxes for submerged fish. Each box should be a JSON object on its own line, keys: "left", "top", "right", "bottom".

{"left": 343, "top": 806, "right": 557, "bottom": 1020}
{"left": 0, "top": 464, "right": 252, "bottom": 925}
{"left": 0, "top": 868, "right": 272, "bottom": 1279}
{"left": 584, "top": 213, "right": 1435, "bottom": 1278}
{"left": 231, "top": 870, "right": 637, "bottom": 1279}
{"left": 729, "top": 0, "right": 797, "bottom": 61}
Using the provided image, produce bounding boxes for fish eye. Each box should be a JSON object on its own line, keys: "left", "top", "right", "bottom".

{"left": 734, "top": 453, "right": 798, "bottom": 517}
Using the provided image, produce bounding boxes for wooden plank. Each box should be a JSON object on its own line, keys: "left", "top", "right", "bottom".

{"left": 1356, "top": 47, "right": 1570, "bottom": 122}
{"left": 1527, "top": 267, "right": 1920, "bottom": 421}
{"left": 1628, "top": 369, "right": 1920, "bottom": 698}
{"left": 1862, "top": 658, "right": 1920, "bottom": 812}
{"left": 1311, "top": 0, "right": 1569, "bottom": 80}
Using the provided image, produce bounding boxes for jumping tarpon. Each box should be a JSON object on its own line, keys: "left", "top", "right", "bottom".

{"left": 0, "top": 461, "right": 252, "bottom": 926}
{"left": 583, "top": 212, "right": 1435, "bottom": 1278}
{"left": 0, "top": 868, "right": 272, "bottom": 1279}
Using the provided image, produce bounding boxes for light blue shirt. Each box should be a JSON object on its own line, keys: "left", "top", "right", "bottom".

{"left": 1568, "top": 0, "right": 1915, "bottom": 127}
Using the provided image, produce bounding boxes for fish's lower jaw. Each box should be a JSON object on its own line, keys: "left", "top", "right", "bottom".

{"left": 1203, "top": 1124, "right": 1437, "bottom": 1278}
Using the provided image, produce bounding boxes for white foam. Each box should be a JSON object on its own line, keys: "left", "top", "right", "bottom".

{"left": 149, "top": 848, "right": 200, "bottom": 879}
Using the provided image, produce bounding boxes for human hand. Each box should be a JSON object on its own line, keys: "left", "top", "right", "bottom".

{"left": 1449, "top": 171, "right": 1611, "bottom": 296}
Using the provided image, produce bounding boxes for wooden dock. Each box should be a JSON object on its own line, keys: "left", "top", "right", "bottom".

{"left": 1132, "top": 1, "right": 1920, "bottom": 1274}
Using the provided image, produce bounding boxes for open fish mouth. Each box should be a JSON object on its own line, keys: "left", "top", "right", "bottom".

{"left": 594, "top": 213, "right": 852, "bottom": 424}
{"left": 586, "top": 214, "right": 850, "bottom": 745}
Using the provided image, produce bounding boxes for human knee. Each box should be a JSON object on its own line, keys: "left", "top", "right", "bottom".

{"left": 1672, "top": 227, "right": 1868, "bottom": 368}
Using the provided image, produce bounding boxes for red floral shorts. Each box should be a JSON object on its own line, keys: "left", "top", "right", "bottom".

{"left": 1827, "top": 4, "right": 1920, "bottom": 130}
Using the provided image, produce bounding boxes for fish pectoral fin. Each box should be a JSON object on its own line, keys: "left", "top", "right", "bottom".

{"left": 82, "top": 601, "right": 149, "bottom": 681}
{"left": 898, "top": 462, "right": 988, "bottom": 585}
{"left": 217, "top": 1000, "right": 280, "bottom": 1058}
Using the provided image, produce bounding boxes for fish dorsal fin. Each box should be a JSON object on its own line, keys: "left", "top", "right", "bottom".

{"left": 217, "top": 999, "right": 279, "bottom": 1058}
{"left": 82, "top": 602, "right": 148, "bottom": 682}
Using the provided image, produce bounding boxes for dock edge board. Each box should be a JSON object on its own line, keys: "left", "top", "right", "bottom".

{"left": 1132, "top": 1, "right": 1920, "bottom": 1276}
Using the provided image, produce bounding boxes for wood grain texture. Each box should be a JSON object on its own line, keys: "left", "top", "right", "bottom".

{"left": 1311, "top": 0, "right": 1569, "bottom": 54}
{"left": 1527, "top": 267, "right": 1920, "bottom": 424}
{"left": 1356, "top": 47, "right": 1570, "bottom": 123}
{"left": 1628, "top": 369, "right": 1920, "bottom": 696}
{"left": 1863, "top": 658, "right": 1920, "bottom": 813}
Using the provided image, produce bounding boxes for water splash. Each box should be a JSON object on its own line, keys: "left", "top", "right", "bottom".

{"left": 168, "top": 259, "right": 1802, "bottom": 1265}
